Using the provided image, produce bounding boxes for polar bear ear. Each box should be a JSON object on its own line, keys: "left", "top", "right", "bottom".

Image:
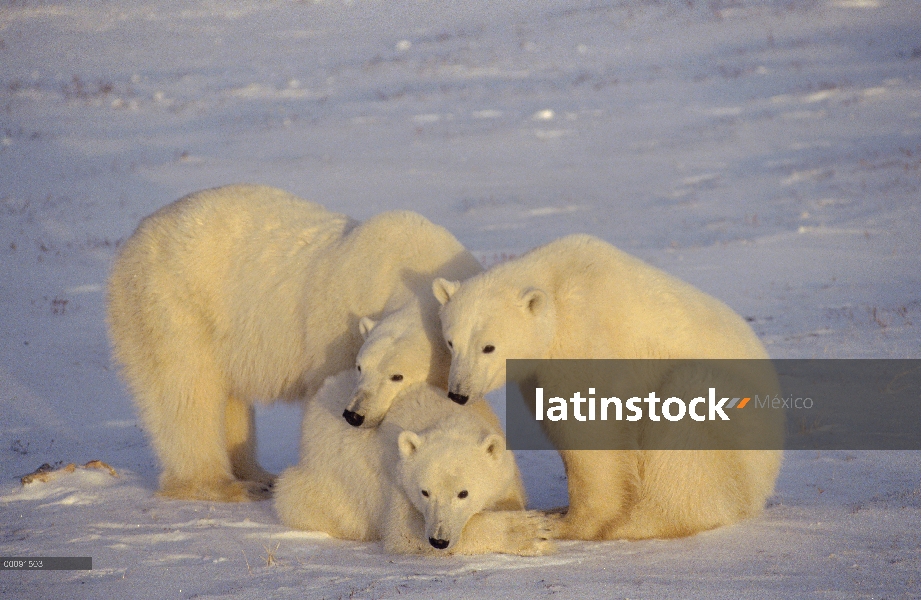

{"left": 398, "top": 430, "right": 424, "bottom": 458}
{"left": 481, "top": 433, "right": 506, "bottom": 460}
{"left": 432, "top": 278, "right": 460, "bottom": 306}
{"left": 520, "top": 288, "right": 549, "bottom": 316}
{"left": 358, "top": 317, "right": 378, "bottom": 339}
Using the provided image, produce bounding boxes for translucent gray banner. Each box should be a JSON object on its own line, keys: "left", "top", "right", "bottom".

{"left": 505, "top": 359, "right": 921, "bottom": 450}
{"left": 1, "top": 557, "right": 92, "bottom": 570}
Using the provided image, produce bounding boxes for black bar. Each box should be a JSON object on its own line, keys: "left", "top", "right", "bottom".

{"left": 506, "top": 359, "right": 921, "bottom": 450}
{"left": 1, "top": 557, "right": 92, "bottom": 570}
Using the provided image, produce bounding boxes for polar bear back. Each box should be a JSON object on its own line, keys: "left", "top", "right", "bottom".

{"left": 480, "top": 234, "right": 768, "bottom": 360}
{"left": 108, "top": 185, "right": 354, "bottom": 401}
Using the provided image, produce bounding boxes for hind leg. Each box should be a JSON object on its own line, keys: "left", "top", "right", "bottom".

{"left": 226, "top": 395, "right": 276, "bottom": 492}
{"left": 109, "top": 233, "right": 270, "bottom": 501}
{"left": 132, "top": 353, "right": 268, "bottom": 502}
{"left": 607, "top": 451, "right": 738, "bottom": 539}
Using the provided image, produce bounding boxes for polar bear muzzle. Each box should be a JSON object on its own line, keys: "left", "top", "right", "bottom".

{"left": 342, "top": 409, "right": 365, "bottom": 427}
{"left": 447, "top": 391, "right": 469, "bottom": 405}
{"left": 428, "top": 537, "right": 450, "bottom": 550}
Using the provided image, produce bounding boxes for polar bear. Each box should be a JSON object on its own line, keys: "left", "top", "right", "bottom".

{"left": 342, "top": 298, "right": 453, "bottom": 429}
{"left": 432, "top": 234, "right": 783, "bottom": 540}
{"left": 107, "top": 184, "right": 482, "bottom": 502}
{"left": 274, "top": 370, "right": 551, "bottom": 555}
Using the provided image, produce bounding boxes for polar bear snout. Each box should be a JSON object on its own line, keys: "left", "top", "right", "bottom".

{"left": 428, "top": 537, "right": 450, "bottom": 550}
{"left": 342, "top": 409, "right": 365, "bottom": 427}
{"left": 344, "top": 388, "right": 390, "bottom": 428}
{"left": 447, "top": 391, "right": 469, "bottom": 405}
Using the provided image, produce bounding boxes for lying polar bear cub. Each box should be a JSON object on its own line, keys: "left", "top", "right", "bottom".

{"left": 275, "top": 370, "right": 552, "bottom": 555}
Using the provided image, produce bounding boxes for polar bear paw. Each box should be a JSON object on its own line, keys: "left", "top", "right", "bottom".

{"left": 500, "top": 510, "right": 556, "bottom": 556}
{"left": 159, "top": 476, "right": 272, "bottom": 502}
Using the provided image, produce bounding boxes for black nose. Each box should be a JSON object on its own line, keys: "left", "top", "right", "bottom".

{"left": 448, "top": 392, "right": 469, "bottom": 405}
{"left": 342, "top": 409, "right": 364, "bottom": 427}
{"left": 429, "top": 537, "right": 450, "bottom": 550}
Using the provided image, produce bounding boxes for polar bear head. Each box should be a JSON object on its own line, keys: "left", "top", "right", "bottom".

{"left": 343, "top": 301, "right": 451, "bottom": 428}
{"left": 433, "top": 276, "right": 557, "bottom": 404}
{"left": 397, "top": 420, "right": 515, "bottom": 551}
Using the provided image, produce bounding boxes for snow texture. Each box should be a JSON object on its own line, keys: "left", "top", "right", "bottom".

{"left": 1, "top": 0, "right": 919, "bottom": 598}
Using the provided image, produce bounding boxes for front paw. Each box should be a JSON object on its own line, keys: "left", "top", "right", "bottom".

{"left": 539, "top": 508, "right": 567, "bottom": 539}
{"left": 505, "top": 510, "right": 556, "bottom": 556}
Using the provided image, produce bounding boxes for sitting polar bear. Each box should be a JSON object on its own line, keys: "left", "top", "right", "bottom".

{"left": 274, "top": 370, "right": 553, "bottom": 556}
{"left": 433, "top": 234, "right": 783, "bottom": 540}
{"left": 107, "top": 184, "right": 481, "bottom": 502}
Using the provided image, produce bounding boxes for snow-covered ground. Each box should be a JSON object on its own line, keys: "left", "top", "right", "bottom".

{"left": 1, "top": 1, "right": 919, "bottom": 597}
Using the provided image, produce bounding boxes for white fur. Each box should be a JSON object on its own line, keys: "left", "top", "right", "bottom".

{"left": 274, "top": 370, "right": 552, "bottom": 555}
{"left": 107, "top": 184, "right": 481, "bottom": 501}
{"left": 433, "top": 234, "right": 783, "bottom": 540}
{"left": 344, "top": 291, "right": 481, "bottom": 429}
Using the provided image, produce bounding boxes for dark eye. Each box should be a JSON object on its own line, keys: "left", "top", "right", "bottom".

{"left": 356, "top": 364, "right": 361, "bottom": 372}
{"left": 421, "top": 490, "right": 429, "bottom": 497}
{"left": 447, "top": 341, "right": 453, "bottom": 349}
{"left": 458, "top": 490, "right": 468, "bottom": 499}
{"left": 482, "top": 345, "right": 495, "bottom": 354}
{"left": 390, "top": 374, "right": 403, "bottom": 382}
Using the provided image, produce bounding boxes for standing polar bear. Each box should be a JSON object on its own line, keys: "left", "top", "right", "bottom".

{"left": 107, "top": 184, "right": 481, "bottom": 502}
{"left": 275, "top": 370, "right": 552, "bottom": 555}
{"left": 433, "top": 234, "right": 783, "bottom": 540}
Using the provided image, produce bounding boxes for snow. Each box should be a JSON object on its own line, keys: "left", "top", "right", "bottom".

{"left": 1, "top": 0, "right": 919, "bottom": 597}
